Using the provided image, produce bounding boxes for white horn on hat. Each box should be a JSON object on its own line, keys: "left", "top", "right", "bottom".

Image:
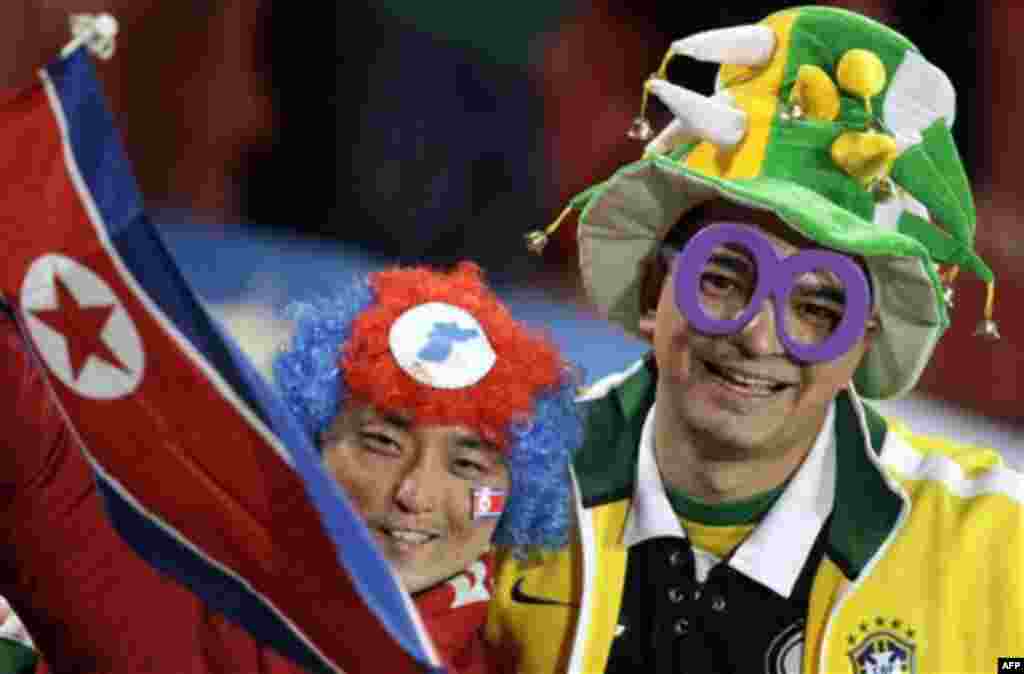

{"left": 644, "top": 89, "right": 741, "bottom": 155}
{"left": 645, "top": 119, "right": 694, "bottom": 156}
{"left": 646, "top": 79, "right": 748, "bottom": 149}
{"left": 670, "top": 25, "right": 776, "bottom": 66}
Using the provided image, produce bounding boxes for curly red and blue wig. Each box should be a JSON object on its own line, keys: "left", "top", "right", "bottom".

{"left": 273, "top": 262, "right": 582, "bottom": 549}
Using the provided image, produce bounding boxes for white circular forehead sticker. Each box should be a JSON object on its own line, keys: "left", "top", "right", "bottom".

{"left": 388, "top": 302, "right": 496, "bottom": 390}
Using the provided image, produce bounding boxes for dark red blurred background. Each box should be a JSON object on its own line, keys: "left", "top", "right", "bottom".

{"left": 2, "top": 0, "right": 1020, "bottom": 425}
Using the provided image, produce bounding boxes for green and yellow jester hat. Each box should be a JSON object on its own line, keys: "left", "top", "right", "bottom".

{"left": 528, "top": 5, "right": 998, "bottom": 400}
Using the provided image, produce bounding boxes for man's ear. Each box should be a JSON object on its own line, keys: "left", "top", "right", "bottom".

{"left": 636, "top": 251, "right": 669, "bottom": 344}
{"left": 637, "top": 310, "right": 657, "bottom": 342}
{"left": 858, "top": 314, "right": 882, "bottom": 354}
{"left": 639, "top": 250, "right": 670, "bottom": 314}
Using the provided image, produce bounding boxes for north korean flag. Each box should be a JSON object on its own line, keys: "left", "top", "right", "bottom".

{"left": 0, "top": 33, "right": 443, "bottom": 674}
{"left": 471, "top": 487, "right": 507, "bottom": 520}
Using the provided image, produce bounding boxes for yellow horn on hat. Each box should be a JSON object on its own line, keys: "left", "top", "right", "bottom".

{"left": 790, "top": 64, "right": 840, "bottom": 121}
{"left": 831, "top": 130, "right": 900, "bottom": 188}
{"left": 836, "top": 48, "right": 887, "bottom": 116}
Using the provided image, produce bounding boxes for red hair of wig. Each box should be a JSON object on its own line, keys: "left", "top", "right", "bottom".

{"left": 340, "top": 262, "right": 565, "bottom": 450}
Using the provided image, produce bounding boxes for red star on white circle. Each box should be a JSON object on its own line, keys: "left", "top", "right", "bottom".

{"left": 20, "top": 254, "right": 145, "bottom": 400}
{"left": 29, "top": 274, "right": 131, "bottom": 380}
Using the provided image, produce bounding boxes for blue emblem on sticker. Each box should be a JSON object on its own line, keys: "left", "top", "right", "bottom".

{"left": 388, "top": 302, "right": 496, "bottom": 390}
{"left": 417, "top": 321, "right": 480, "bottom": 363}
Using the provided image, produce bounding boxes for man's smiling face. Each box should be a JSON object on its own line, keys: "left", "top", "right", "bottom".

{"left": 322, "top": 404, "right": 509, "bottom": 594}
{"left": 653, "top": 201, "right": 876, "bottom": 460}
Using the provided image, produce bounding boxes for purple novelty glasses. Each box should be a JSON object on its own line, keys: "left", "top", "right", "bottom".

{"left": 672, "top": 222, "right": 873, "bottom": 363}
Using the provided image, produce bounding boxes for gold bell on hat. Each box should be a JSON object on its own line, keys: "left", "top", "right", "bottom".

{"left": 943, "top": 285, "right": 955, "bottom": 308}
{"left": 940, "top": 266, "right": 959, "bottom": 308}
{"left": 626, "top": 75, "right": 660, "bottom": 141}
{"left": 627, "top": 117, "right": 653, "bottom": 141}
{"left": 627, "top": 47, "right": 677, "bottom": 141}
{"left": 974, "top": 319, "right": 1000, "bottom": 340}
{"left": 524, "top": 205, "right": 575, "bottom": 255}
{"left": 870, "top": 176, "right": 896, "bottom": 203}
{"left": 524, "top": 230, "right": 550, "bottom": 255}
{"left": 973, "top": 281, "right": 1001, "bottom": 341}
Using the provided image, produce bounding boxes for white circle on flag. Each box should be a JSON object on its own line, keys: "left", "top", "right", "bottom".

{"left": 388, "top": 302, "right": 495, "bottom": 390}
{"left": 19, "top": 254, "right": 145, "bottom": 399}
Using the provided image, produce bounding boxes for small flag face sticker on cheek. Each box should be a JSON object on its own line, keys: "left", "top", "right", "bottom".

{"left": 471, "top": 487, "right": 506, "bottom": 521}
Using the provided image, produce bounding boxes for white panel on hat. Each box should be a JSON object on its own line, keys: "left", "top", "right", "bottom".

{"left": 883, "top": 50, "right": 956, "bottom": 151}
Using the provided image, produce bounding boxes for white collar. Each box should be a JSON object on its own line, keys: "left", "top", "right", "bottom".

{"left": 622, "top": 400, "right": 837, "bottom": 598}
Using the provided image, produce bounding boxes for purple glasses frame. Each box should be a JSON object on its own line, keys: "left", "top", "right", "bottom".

{"left": 672, "top": 222, "right": 872, "bottom": 363}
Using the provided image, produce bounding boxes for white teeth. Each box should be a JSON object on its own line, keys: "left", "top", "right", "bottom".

{"left": 710, "top": 364, "right": 782, "bottom": 391}
{"left": 728, "top": 371, "right": 776, "bottom": 387}
{"left": 387, "top": 529, "right": 433, "bottom": 544}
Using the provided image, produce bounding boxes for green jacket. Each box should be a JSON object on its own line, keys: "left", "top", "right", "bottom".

{"left": 488, "top": 358, "right": 1024, "bottom": 673}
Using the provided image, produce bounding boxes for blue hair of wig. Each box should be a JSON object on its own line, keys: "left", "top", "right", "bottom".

{"left": 272, "top": 278, "right": 371, "bottom": 443}
{"left": 492, "top": 373, "right": 581, "bottom": 550}
{"left": 272, "top": 279, "right": 583, "bottom": 552}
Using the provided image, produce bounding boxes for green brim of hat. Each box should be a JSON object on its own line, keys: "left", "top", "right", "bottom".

{"left": 577, "top": 155, "right": 948, "bottom": 400}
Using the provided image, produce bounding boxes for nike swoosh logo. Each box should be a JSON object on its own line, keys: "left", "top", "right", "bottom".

{"left": 510, "top": 578, "right": 577, "bottom": 607}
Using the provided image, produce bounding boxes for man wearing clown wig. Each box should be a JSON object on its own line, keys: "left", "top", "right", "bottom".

{"left": 489, "top": 6, "right": 1024, "bottom": 674}
{"left": 0, "top": 261, "right": 580, "bottom": 673}
{"left": 274, "top": 261, "right": 581, "bottom": 671}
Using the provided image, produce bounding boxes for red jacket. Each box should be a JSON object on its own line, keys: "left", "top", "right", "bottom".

{"left": 0, "top": 314, "right": 496, "bottom": 674}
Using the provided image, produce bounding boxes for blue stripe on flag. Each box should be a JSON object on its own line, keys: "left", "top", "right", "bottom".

{"left": 94, "top": 474, "right": 333, "bottom": 674}
{"left": 45, "top": 51, "right": 270, "bottom": 427}
{"left": 208, "top": 316, "right": 441, "bottom": 668}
